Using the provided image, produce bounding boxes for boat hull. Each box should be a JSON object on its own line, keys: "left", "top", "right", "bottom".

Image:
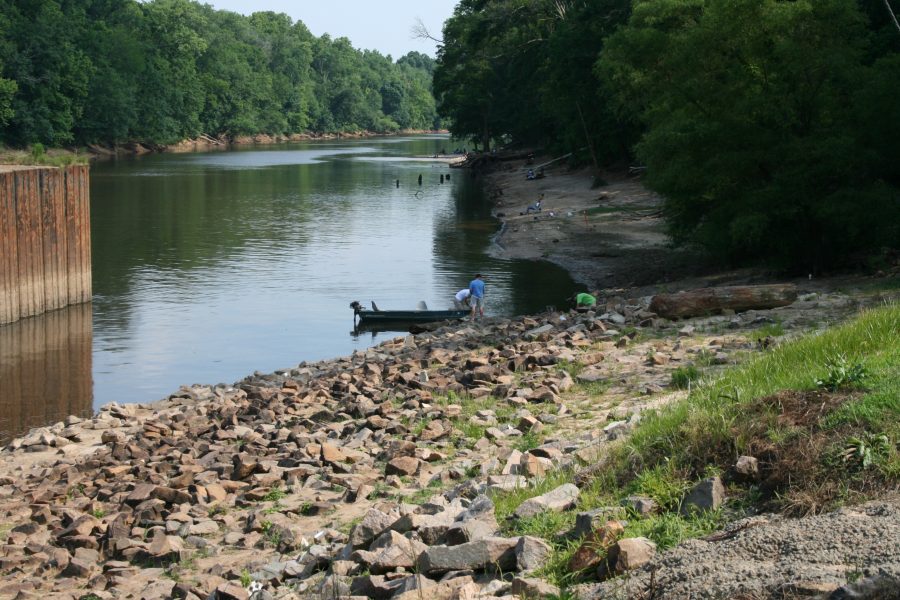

{"left": 354, "top": 309, "right": 469, "bottom": 324}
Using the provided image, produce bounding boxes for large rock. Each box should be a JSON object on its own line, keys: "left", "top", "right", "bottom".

{"left": 515, "top": 535, "right": 552, "bottom": 572}
{"left": 353, "top": 531, "right": 427, "bottom": 574}
{"left": 349, "top": 509, "right": 395, "bottom": 549}
{"left": 603, "top": 537, "right": 656, "bottom": 576}
{"left": 680, "top": 477, "right": 725, "bottom": 515}
{"left": 385, "top": 456, "right": 421, "bottom": 476}
{"left": 513, "top": 483, "right": 580, "bottom": 519}
{"left": 417, "top": 537, "right": 519, "bottom": 575}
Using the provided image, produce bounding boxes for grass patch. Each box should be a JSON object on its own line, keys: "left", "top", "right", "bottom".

{"left": 752, "top": 320, "right": 785, "bottom": 339}
{"left": 622, "top": 510, "right": 724, "bottom": 551}
{"left": 514, "top": 429, "right": 545, "bottom": 453}
{"left": 575, "top": 380, "right": 611, "bottom": 396}
{"left": 669, "top": 365, "right": 701, "bottom": 390}
{"left": 599, "top": 303, "right": 900, "bottom": 515}
{"left": 557, "top": 360, "right": 586, "bottom": 378}
{"left": 485, "top": 304, "right": 899, "bottom": 596}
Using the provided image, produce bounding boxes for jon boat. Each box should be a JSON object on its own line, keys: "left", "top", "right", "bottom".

{"left": 350, "top": 301, "right": 469, "bottom": 325}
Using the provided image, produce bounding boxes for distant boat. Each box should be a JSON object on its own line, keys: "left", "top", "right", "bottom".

{"left": 350, "top": 301, "right": 469, "bottom": 325}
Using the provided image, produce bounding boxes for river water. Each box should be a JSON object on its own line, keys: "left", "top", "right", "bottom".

{"left": 0, "top": 135, "right": 576, "bottom": 443}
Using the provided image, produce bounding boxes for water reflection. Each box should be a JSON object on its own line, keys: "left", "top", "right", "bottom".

{"left": 1, "top": 136, "right": 577, "bottom": 441}
{"left": 0, "top": 303, "right": 93, "bottom": 444}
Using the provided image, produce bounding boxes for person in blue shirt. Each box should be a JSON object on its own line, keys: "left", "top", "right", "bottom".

{"left": 468, "top": 274, "right": 485, "bottom": 321}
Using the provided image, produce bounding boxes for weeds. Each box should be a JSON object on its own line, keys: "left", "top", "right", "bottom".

{"left": 817, "top": 354, "right": 867, "bottom": 391}
{"left": 670, "top": 365, "right": 701, "bottom": 390}
{"left": 840, "top": 433, "right": 892, "bottom": 470}
{"left": 514, "top": 429, "right": 545, "bottom": 453}
{"left": 262, "top": 487, "right": 286, "bottom": 503}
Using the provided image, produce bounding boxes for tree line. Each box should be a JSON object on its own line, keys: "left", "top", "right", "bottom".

{"left": 434, "top": 0, "right": 900, "bottom": 271}
{"left": 0, "top": 0, "right": 441, "bottom": 148}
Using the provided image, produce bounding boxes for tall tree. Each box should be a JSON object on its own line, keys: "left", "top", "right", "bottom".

{"left": 599, "top": 0, "right": 899, "bottom": 270}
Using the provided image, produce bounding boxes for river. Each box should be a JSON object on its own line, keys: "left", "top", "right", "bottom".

{"left": 0, "top": 135, "right": 577, "bottom": 443}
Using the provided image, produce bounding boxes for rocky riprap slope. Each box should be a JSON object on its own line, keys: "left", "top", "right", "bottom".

{"left": 0, "top": 290, "right": 879, "bottom": 600}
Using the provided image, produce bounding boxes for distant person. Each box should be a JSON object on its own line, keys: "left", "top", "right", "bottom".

{"left": 573, "top": 291, "right": 597, "bottom": 311}
{"left": 525, "top": 194, "right": 544, "bottom": 214}
{"left": 468, "top": 274, "right": 485, "bottom": 321}
{"left": 453, "top": 288, "right": 471, "bottom": 310}
{"left": 526, "top": 169, "right": 535, "bottom": 180}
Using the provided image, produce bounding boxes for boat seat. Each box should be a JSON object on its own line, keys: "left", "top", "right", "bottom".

{"left": 416, "top": 301, "right": 428, "bottom": 311}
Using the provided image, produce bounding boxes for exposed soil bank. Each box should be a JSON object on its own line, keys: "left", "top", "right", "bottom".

{"left": 482, "top": 155, "right": 899, "bottom": 300}
{"left": 90, "top": 129, "right": 451, "bottom": 158}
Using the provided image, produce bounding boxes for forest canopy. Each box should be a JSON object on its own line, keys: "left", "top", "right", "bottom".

{"left": 434, "top": 0, "right": 900, "bottom": 271}
{"left": 0, "top": 0, "right": 441, "bottom": 148}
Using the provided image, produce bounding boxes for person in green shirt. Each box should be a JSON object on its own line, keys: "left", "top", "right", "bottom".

{"left": 573, "top": 292, "right": 597, "bottom": 311}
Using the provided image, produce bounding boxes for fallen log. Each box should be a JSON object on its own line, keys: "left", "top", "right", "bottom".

{"left": 649, "top": 284, "right": 798, "bottom": 319}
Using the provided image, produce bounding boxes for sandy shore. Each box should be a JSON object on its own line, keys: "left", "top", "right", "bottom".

{"left": 484, "top": 157, "right": 775, "bottom": 297}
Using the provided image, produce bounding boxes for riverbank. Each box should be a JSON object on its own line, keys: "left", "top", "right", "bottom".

{"left": 1, "top": 282, "right": 898, "bottom": 599}
{"left": 2, "top": 145, "right": 899, "bottom": 599}
{"left": 0, "top": 130, "right": 451, "bottom": 165}
{"left": 484, "top": 156, "right": 872, "bottom": 298}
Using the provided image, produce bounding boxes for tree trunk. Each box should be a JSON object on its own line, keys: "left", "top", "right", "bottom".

{"left": 649, "top": 284, "right": 798, "bottom": 319}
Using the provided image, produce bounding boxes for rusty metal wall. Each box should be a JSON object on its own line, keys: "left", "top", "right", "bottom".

{"left": 0, "top": 165, "right": 91, "bottom": 325}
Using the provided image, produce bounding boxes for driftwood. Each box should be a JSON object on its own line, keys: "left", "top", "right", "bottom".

{"left": 649, "top": 284, "right": 798, "bottom": 320}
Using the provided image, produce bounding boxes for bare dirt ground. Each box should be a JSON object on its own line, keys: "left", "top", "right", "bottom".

{"left": 483, "top": 158, "right": 881, "bottom": 299}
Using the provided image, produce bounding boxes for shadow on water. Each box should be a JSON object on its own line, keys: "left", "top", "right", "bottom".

{"left": 0, "top": 303, "right": 94, "bottom": 445}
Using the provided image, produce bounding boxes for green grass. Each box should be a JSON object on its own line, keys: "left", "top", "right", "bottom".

{"left": 262, "top": 487, "right": 286, "bottom": 503}
{"left": 489, "top": 304, "right": 900, "bottom": 593}
{"left": 514, "top": 429, "right": 545, "bottom": 453}
{"left": 557, "top": 360, "right": 586, "bottom": 378}
{"left": 611, "top": 303, "right": 900, "bottom": 512}
{"left": 622, "top": 510, "right": 724, "bottom": 551}
{"left": 752, "top": 320, "right": 786, "bottom": 339}
{"left": 669, "top": 365, "right": 701, "bottom": 390}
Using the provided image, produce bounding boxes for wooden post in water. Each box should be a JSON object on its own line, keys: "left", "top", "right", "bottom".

{"left": 0, "top": 165, "right": 91, "bottom": 325}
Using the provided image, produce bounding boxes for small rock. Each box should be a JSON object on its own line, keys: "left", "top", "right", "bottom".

{"left": 680, "top": 476, "right": 725, "bottom": 515}
{"left": 510, "top": 576, "right": 560, "bottom": 599}
{"left": 514, "top": 484, "right": 579, "bottom": 519}
{"left": 386, "top": 456, "right": 421, "bottom": 477}
{"left": 734, "top": 456, "right": 759, "bottom": 479}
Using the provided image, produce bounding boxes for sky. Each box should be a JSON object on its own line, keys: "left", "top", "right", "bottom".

{"left": 203, "top": 1, "right": 458, "bottom": 60}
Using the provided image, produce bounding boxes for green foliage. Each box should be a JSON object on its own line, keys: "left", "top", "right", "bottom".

{"left": 434, "top": 0, "right": 633, "bottom": 156}
{"left": 626, "top": 464, "right": 687, "bottom": 512}
{"left": 262, "top": 487, "right": 286, "bottom": 503}
{"left": 0, "top": 0, "right": 438, "bottom": 147}
{"left": 753, "top": 321, "right": 786, "bottom": 340}
{"left": 670, "top": 365, "right": 701, "bottom": 390}
{"left": 599, "top": 0, "right": 899, "bottom": 270}
{"left": 514, "top": 429, "right": 545, "bottom": 453}
{"left": 816, "top": 354, "right": 867, "bottom": 391}
{"left": 840, "top": 432, "right": 891, "bottom": 471}
{"left": 622, "top": 510, "right": 724, "bottom": 551}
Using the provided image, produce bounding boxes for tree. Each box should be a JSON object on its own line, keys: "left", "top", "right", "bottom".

{"left": 599, "top": 0, "right": 899, "bottom": 270}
